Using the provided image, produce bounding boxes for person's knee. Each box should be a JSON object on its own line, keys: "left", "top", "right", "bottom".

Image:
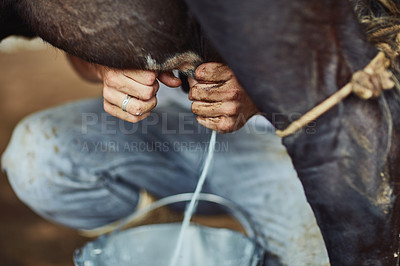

{"left": 2, "top": 111, "right": 66, "bottom": 214}
{"left": 1, "top": 113, "right": 139, "bottom": 229}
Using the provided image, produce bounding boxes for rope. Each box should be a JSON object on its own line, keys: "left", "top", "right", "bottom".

{"left": 276, "top": 51, "right": 394, "bottom": 138}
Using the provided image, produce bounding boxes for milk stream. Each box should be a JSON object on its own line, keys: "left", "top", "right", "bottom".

{"left": 169, "top": 130, "right": 217, "bottom": 266}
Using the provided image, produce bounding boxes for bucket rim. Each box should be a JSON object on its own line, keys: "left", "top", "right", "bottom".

{"left": 74, "top": 193, "right": 265, "bottom": 266}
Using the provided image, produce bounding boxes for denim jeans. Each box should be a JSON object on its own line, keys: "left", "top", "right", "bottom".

{"left": 2, "top": 88, "right": 329, "bottom": 265}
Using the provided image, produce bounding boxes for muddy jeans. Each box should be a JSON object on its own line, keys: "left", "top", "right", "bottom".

{"left": 2, "top": 87, "right": 329, "bottom": 265}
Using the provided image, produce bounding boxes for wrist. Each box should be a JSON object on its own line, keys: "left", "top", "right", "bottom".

{"left": 66, "top": 54, "right": 102, "bottom": 83}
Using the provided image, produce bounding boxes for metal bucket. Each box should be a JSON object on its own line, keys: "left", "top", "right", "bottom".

{"left": 73, "top": 193, "right": 264, "bottom": 266}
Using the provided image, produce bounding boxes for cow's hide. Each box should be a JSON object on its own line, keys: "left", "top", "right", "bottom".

{"left": 183, "top": 0, "right": 400, "bottom": 265}
{"left": 1, "top": 0, "right": 221, "bottom": 72}
{"left": 2, "top": 0, "right": 400, "bottom": 265}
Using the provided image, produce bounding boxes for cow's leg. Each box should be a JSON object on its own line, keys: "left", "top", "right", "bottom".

{"left": 284, "top": 95, "right": 398, "bottom": 265}
{"left": 184, "top": 0, "right": 399, "bottom": 264}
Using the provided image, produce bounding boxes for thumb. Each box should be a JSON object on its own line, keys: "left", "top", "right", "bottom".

{"left": 158, "top": 71, "right": 182, "bottom": 87}
{"left": 195, "top": 63, "right": 232, "bottom": 83}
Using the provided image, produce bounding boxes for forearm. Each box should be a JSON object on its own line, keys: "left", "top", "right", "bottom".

{"left": 66, "top": 54, "right": 102, "bottom": 83}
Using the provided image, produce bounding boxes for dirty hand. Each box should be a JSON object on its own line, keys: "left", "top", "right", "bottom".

{"left": 188, "top": 63, "right": 259, "bottom": 133}
{"left": 96, "top": 66, "right": 181, "bottom": 123}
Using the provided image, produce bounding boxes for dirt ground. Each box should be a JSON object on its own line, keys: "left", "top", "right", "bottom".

{"left": 0, "top": 47, "right": 100, "bottom": 266}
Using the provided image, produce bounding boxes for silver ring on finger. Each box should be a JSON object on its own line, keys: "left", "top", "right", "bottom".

{"left": 121, "top": 95, "right": 132, "bottom": 112}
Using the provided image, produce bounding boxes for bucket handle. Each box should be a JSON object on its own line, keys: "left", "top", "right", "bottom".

{"left": 111, "top": 193, "right": 259, "bottom": 241}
